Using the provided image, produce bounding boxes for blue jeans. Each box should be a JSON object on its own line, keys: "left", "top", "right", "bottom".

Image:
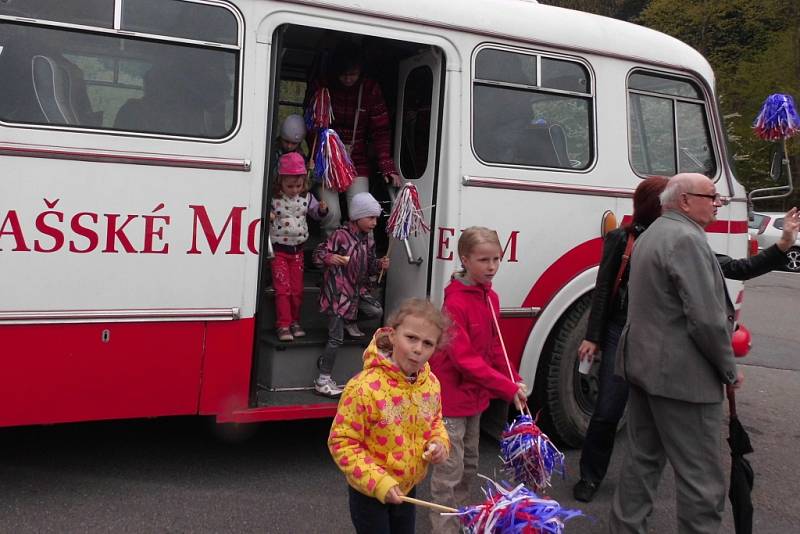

{"left": 348, "top": 485, "right": 416, "bottom": 534}
{"left": 578, "top": 321, "right": 628, "bottom": 484}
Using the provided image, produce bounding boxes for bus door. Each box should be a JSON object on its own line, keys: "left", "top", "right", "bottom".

{"left": 385, "top": 48, "right": 444, "bottom": 306}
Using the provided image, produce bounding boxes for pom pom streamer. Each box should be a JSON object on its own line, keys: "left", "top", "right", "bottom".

{"left": 451, "top": 477, "right": 582, "bottom": 534}
{"left": 500, "top": 414, "right": 565, "bottom": 493}
{"left": 753, "top": 93, "right": 800, "bottom": 141}
{"left": 305, "top": 88, "right": 333, "bottom": 130}
{"left": 386, "top": 183, "right": 430, "bottom": 240}
{"left": 313, "top": 128, "right": 356, "bottom": 192}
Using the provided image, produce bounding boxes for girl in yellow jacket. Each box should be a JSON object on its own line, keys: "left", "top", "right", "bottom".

{"left": 329, "top": 298, "right": 451, "bottom": 534}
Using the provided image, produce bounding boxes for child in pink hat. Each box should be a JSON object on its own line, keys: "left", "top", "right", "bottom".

{"left": 269, "top": 152, "right": 328, "bottom": 341}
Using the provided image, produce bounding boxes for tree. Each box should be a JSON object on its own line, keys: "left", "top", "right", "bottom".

{"left": 639, "top": 0, "right": 799, "bottom": 206}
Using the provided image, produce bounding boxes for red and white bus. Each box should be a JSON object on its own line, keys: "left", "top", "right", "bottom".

{"left": 0, "top": 0, "right": 749, "bottom": 445}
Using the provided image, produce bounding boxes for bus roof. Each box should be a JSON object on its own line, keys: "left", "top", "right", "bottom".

{"left": 284, "top": 0, "right": 715, "bottom": 84}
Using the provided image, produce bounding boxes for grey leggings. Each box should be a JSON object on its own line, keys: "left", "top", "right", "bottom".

{"left": 317, "top": 294, "right": 383, "bottom": 375}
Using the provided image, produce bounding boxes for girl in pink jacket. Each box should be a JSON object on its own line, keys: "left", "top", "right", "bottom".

{"left": 428, "top": 226, "right": 528, "bottom": 534}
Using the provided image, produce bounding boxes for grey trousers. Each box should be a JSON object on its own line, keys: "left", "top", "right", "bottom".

{"left": 609, "top": 385, "right": 725, "bottom": 534}
{"left": 429, "top": 414, "right": 481, "bottom": 534}
{"left": 317, "top": 294, "right": 383, "bottom": 375}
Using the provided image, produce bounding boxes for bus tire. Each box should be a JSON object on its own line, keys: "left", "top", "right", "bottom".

{"left": 534, "top": 293, "right": 593, "bottom": 449}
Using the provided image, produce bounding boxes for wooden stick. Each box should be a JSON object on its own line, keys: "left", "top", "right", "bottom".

{"left": 488, "top": 299, "right": 531, "bottom": 417}
{"left": 398, "top": 495, "right": 457, "bottom": 513}
{"left": 377, "top": 239, "right": 394, "bottom": 284}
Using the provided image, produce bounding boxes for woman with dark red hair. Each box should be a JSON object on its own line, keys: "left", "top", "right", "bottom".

{"left": 572, "top": 176, "right": 668, "bottom": 502}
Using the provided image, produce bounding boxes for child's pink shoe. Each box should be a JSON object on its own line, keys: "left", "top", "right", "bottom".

{"left": 277, "top": 327, "right": 294, "bottom": 342}
{"left": 290, "top": 323, "right": 306, "bottom": 337}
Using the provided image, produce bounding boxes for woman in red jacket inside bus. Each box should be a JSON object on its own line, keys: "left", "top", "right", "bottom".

{"left": 307, "top": 40, "right": 401, "bottom": 236}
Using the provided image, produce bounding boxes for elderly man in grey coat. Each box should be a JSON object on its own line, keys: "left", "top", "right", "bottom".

{"left": 609, "top": 173, "right": 745, "bottom": 533}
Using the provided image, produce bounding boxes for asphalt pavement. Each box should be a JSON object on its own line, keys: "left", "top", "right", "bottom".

{"left": 0, "top": 272, "right": 798, "bottom": 533}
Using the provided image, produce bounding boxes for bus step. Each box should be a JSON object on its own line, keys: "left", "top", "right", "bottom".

{"left": 257, "top": 326, "right": 378, "bottom": 389}
{"left": 255, "top": 387, "right": 340, "bottom": 409}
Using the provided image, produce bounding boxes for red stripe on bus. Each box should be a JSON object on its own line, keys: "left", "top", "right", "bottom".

{"left": 623, "top": 215, "right": 747, "bottom": 234}
{"left": 706, "top": 220, "right": 748, "bottom": 234}
{"left": 219, "top": 404, "right": 339, "bottom": 424}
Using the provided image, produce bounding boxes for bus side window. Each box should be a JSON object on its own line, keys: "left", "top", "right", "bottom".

{"left": 0, "top": 9, "right": 239, "bottom": 140}
{"left": 472, "top": 46, "right": 593, "bottom": 170}
{"left": 628, "top": 70, "right": 716, "bottom": 177}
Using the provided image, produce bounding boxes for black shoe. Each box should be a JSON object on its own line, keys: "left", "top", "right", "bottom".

{"left": 573, "top": 479, "right": 599, "bottom": 502}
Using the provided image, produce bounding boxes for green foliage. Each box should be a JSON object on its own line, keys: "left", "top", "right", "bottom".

{"left": 639, "top": 0, "right": 800, "bottom": 204}
{"left": 544, "top": 0, "right": 800, "bottom": 204}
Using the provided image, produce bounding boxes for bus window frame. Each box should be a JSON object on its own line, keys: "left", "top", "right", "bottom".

{"left": 0, "top": 0, "right": 244, "bottom": 143}
{"left": 626, "top": 67, "right": 720, "bottom": 181}
{"left": 470, "top": 42, "right": 597, "bottom": 174}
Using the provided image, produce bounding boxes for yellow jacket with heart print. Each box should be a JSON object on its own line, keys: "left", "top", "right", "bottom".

{"left": 328, "top": 328, "right": 450, "bottom": 503}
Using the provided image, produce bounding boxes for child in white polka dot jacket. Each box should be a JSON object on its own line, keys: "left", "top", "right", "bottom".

{"left": 269, "top": 152, "right": 328, "bottom": 342}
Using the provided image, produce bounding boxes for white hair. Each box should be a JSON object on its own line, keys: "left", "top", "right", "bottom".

{"left": 659, "top": 173, "right": 704, "bottom": 209}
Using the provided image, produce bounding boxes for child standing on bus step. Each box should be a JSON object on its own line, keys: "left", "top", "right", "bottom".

{"left": 270, "top": 152, "right": 328, "bottom": 342}
{"left": 313, "top": 192, "right": 389, "bottom": 396}
{"left": 428, "top": 226, "right": 528, "bottom": 534}
{"left": 329, "top": 298, "right": 450, "bottom": 534}
{"left": 271, "top": 114, "right": 307, "bottom": 178}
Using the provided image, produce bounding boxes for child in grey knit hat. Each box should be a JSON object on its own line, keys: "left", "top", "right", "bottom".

{"left": 312, "top": 193, "right": 390, "bottom": 396}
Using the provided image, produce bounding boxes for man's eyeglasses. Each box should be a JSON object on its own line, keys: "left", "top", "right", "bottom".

{"left": 685, "top": 192, "right": 729, "bottom": 205}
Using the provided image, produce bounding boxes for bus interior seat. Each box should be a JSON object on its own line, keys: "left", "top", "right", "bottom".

{"left": 549, "top": 123, "right": 570, "bottom": 167}
{"left": 32, "top": 54, "right": 79, "bottom": 125}
{"left": 510, "top": 124, "right": 561, "bottom": 167}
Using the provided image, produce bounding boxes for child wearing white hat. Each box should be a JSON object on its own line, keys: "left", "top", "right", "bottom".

{"left": 271, "top": 114, "right": 307, "bottom": 178}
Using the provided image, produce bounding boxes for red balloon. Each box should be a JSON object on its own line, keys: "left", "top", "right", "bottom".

{"left": 732, "top": 325, "right": 751, "bottom": 358}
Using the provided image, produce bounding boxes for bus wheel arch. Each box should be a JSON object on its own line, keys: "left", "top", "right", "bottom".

{"left": 515, "top": 267, "right": 600, "bottom": 448}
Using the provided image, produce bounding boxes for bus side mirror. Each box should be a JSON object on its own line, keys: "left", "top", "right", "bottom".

{"left": 769, "top": 143, "right": 785, "bottom": 182}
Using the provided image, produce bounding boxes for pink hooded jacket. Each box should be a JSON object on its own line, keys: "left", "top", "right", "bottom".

{"left": 430, "top": 275, "right": 521, "bottom": 417}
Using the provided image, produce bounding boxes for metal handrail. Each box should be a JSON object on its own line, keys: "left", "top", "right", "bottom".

{"left": 386, "top": 186, "right": 424, "bottom": 265}
{"left": 748, "top": 139, "right": 795, "bottom": 205}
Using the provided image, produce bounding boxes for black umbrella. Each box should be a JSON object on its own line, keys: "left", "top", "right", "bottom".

{"left": 727, "top": 388, "right": 754, "bottom": 534}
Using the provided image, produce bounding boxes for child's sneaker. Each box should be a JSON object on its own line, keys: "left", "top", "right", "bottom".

{"left": 314, "top": 375, "right": 343, "bottom": 397}
{"left": 276, "top": 327, "right": 294, "bottom": 342}
{"left": 290, "top": 323, "right": 306, "bottom": 337}
{"left": 344, "top": 322, "right": 365, "bottom": 338}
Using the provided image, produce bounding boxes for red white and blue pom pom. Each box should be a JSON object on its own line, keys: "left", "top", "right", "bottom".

{"left": 386, "top": 183, "right": 430, "bottom": 240}
{"left": 753, "top": 93, "right": 800, "bottom": 141}
{"left": 500, "top": 414, "right": 565, "bottom": 493}
{"left": 313, "top": 128, "right": 356, "bottom": 192}
{"left": 452, "top": 477, "right": 582, "bottom": 534}
{"left": 305, "top": 87, "right": 333, "bottom": 130}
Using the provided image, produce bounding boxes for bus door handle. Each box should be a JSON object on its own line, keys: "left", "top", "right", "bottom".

{"left": 386, "top": 186, "right": 423, "bottom": 266}
{"left": 403, "top": 239, "right": 423, "bottom": 265}
{"left": 266, "top": 234, "right": 275, "bottom": 260}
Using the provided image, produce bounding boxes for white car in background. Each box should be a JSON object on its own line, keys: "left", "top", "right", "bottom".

{"left": 748, "top": 212, "right": 800, "bottom": 272}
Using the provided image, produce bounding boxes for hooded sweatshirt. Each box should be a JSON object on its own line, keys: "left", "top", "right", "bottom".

{"left": 430, "top": 274, "right": 521, "bottom": 417}
{"left": 314, "top": 222, "right": 380, "bottom": 320}
{"left": 328, "top": 328, "right": 450, "bottom": 503}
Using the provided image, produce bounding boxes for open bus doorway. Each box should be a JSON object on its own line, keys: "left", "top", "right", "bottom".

{"left": 251, "top": 25, "right": 444, "bottom": 411}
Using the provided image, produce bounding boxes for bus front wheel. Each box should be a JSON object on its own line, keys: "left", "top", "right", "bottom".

{"left": 534, "top": 293, "right": 598, "bottom": 449}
